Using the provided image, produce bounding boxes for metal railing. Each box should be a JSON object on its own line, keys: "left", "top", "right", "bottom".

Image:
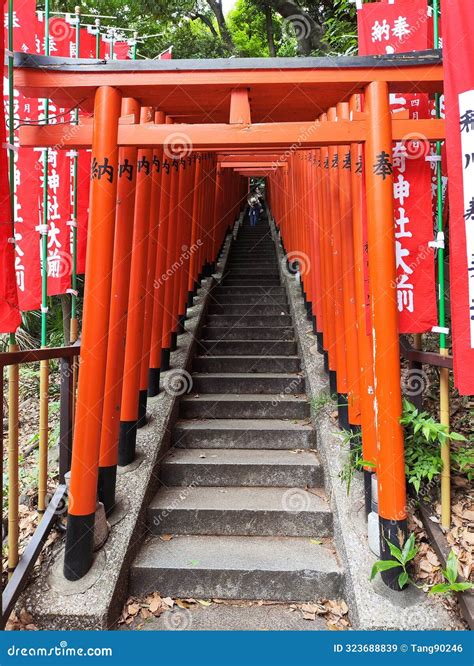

{"left": 1, "top": 343, "right": 80, "bottom": 627}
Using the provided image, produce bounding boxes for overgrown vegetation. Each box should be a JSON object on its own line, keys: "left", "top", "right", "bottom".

{"left": 338, "top": 400, "right": 473, "bottom": 497}
{"left": 401, "top": 400, "right": 472, "bottom": 494}
{"left": 370, "top": 533, "right": 474, "bottom": 595}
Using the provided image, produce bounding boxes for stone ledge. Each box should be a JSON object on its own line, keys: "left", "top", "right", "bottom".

{"left": 18, "top": 233, "right": 233, "bottom": 630}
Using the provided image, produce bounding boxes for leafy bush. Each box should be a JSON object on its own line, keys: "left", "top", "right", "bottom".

{"left": 401, "top": 400, "right": 469, "bottom": 494}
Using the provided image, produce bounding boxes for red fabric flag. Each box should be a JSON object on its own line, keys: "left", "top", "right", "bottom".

{"left": 35, "top": 15, "right": 74, "bottom": 296}
{"left": 443, "top": 0, "right": 474, "bottom": 395}
{"left": 3, "top": 0, "right": 42, "bottom": 312}
{"left": 158, "top": 46, "right": 173, "bottom": 60}
{"left": 79, "top": 26, "right": 97, "bottom": 59}
{"left": 0, "top": 1, "right": 21, "bottom": 334}
{"left": 358, "top": 0, "right": 437, "bottom": 334}
{"left": 76, "top": 25, "right": 96, "bottom": 273}
{"left": 100, "top": 37, "right": 130, "bottom": 60}
{"left": 357, "top": 0, "right": 433, "bottom": 55}
{"left": 114, "top": 41, "right": 130, "bottom": 60}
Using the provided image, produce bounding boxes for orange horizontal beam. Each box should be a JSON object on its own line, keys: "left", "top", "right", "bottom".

{"left": 15, "top": 63, "right": 444, "bottom": 105}
{"left": 19, "top": 118, "right": 445, "bottom": 150}
{"left": 217, "top": 153, "right": 282, "bottom": 163}
{"left": 220, "top": 161, "right": 286, "bottom": 168}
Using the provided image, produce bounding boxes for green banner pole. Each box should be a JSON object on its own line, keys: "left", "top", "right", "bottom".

{"left": 7, "top": 0, "right": 17, "bottom": 347}
{"left": 433, "top": 0, "right": 450, "bottom": 530}
{"left": 70, "top": 5, "right": 81, "bottom": 343}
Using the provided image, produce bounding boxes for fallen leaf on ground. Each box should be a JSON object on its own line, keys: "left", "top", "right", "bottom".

{"left": 127, "top": 604, "right": 140, "bottom": 616}
{"left": 302, "top": 611, "right": 315, "bottom": 621}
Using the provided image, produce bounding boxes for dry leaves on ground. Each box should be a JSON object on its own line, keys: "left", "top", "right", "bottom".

{"left": 120, "top": 595, "right": 351, "bottom": 630}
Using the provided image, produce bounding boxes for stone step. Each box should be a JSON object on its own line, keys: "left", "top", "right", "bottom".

{"left": 228, "top": 253, "right": 276, "bottom": 259}
{"left": 229, "top": 246, "right": 275, "bottom": 252}
{"left": 192, "top": 355, "right": 300, "bottom": 373}
{"left": 196, "top": 340, "right": 297, "bottom": 356}
{"left": 212, "top": 294, "right": 287, "bottom": 305}
{"left": 130, "top": 535, "right": 343, "bottom": 601}
{"left": 229, "top": 270, "right": 279, "bottom": 276}
{"left": 205, "top": 314, "right": 292, "bottom": 328}
{"left": 208, "top": 304, "right": 289, "bottom": 315}
{"left": 221, "top": 279, "right": 282, "bottom": 287}
{"left": 227, "top": 261, "right": 278, "bottom": 268}
{"left": 179, "top": 394, "right": 310, "bottom": 419}
{"left": 136, "top": 604, "right": 327, "bottom": 631}
{"left": 160, "top": 448, "right": 323, "bottom": 487}
{"left": 214, "top": 286, "right": 286, "bottom": 295}
{"left": 201, "top": 326, "right": 294, "bottom": 341}
{"left": 148, "top": 486, "right": 332, "bottom": 537}
{"left": 172, "top": 418, "right": 315, "bottom": 449}
{"left": 191, "top": 372, "right": 305, "bottom": 394}
{"left": 228, "top": 256, "right": 277, "bottom": 261}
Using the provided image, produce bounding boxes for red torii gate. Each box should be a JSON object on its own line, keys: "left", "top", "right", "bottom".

{"left": 15, "top": 51, "right": 445, "bottom": 588}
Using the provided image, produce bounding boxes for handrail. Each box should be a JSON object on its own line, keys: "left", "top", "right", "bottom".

{"left": 1, "top": 342, "right": 80, "bottom": 628}
{"left": 0, "top": 342, "right": 80, "bottom": 367}
{"left": 399, "top": 335, "right": 453, "bottom": 369}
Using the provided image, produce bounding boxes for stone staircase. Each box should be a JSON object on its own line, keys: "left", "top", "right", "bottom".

{"left": 130, "top": 214, "right": 344, "bottom": 602}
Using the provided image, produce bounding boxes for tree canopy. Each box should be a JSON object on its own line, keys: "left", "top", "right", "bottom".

{"left": 46, "top": 0, "right": 358, "bottom": 59}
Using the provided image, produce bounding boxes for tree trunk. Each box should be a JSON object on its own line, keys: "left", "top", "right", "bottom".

{"left": 192, "top": 12, "right": 219, "bottom": 39}
{"left": 207, "top": 0, "right": 235, "bottom": 53}
{"left": 268, "top": 0, "right": 325, "bottom": 55}
{"left": 264, "top": 5, "right": 276, "bottom": 57}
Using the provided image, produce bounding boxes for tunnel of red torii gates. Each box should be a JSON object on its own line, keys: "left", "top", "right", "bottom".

{"left": 15, "top": 50, "right": 445, "bottom": 584}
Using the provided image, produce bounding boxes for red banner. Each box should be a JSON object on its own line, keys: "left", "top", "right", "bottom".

{"left": 357, "top": 0, "right": 432, "bottom": 55}
{"left": 36, "top": 15, "right": 74, "bottom": 296}
{"left": 3, "top": 0, "right": 42, "bottom": 312}
{"left": 443, "top": 0, "right": 474, "bottom": 395}
{"left": 358, "top": 0, "right": 437, "bottom": 334}
{"left": 0, "top": 1, "right": 21, "bottom": 334}
{"left": 158, "top": 46, "right": 173, "bottom": 60}
{"left": 100, "top": 38, "right": 130, "bottom": 60}
{"left": 79, "top": 26, "right": 97, "bottom": 58}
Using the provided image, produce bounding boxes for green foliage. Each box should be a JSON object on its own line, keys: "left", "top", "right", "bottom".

{"left": 401, "top": 400, "right": 470, "bottom": 494}
{"left": 338, "top": 429, "right": 375, "bottom": 495}
{"left": 311, "top": 391, "right": 336, "bottom": 413}
{"left": 228, "top": 0, "right": 279, "bottom": 57}
{"left": 370, "top": 533, "right": 474, "bottom": 596}
{"left": 429, "top": 550, "right": 474, "bottom": 595}
{"left": 322, "top": 0, "right": 358, "bottom": 55}
{"left": 46, "top": 0, "right": 359, "bottom": 60}
{"left": 370, "top": 532, "right": 417, "bottom": 591}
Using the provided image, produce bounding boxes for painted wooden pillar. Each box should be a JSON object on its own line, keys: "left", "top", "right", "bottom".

{"left": 64, "top": 85, "right": 122, "bottom": 580}
{"left": 364, "top": 81, "right": 407, "bottom": 588}
{"left": 97, "top": 97, "right": 140, "bottom": 515}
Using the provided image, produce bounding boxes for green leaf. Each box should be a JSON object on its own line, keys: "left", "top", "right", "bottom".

{"left": 445, "top": 550, "right": 459, "bottom": 585}
{"left": 449, "top": 432, "right": 466, "bottom": 441}
{"left": 429, "top": 583, "right": 452, "bottom": 595}
{"left": 401, "top": 533, "right": 417, "bottom": 565}
{"left": 370, "top": 560, "right": 400, "bottom": 580}
{"left": 429, "top": 581, "right": 474, "bottom": 595}
{"left": 450, "top": 582, "right": 474, "bottom": 592}
{"left": 386, "top": 540, "right": 403, "bottom": 564}
{"left": 398, "top": 571, "right": 409, "bottom": 589}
